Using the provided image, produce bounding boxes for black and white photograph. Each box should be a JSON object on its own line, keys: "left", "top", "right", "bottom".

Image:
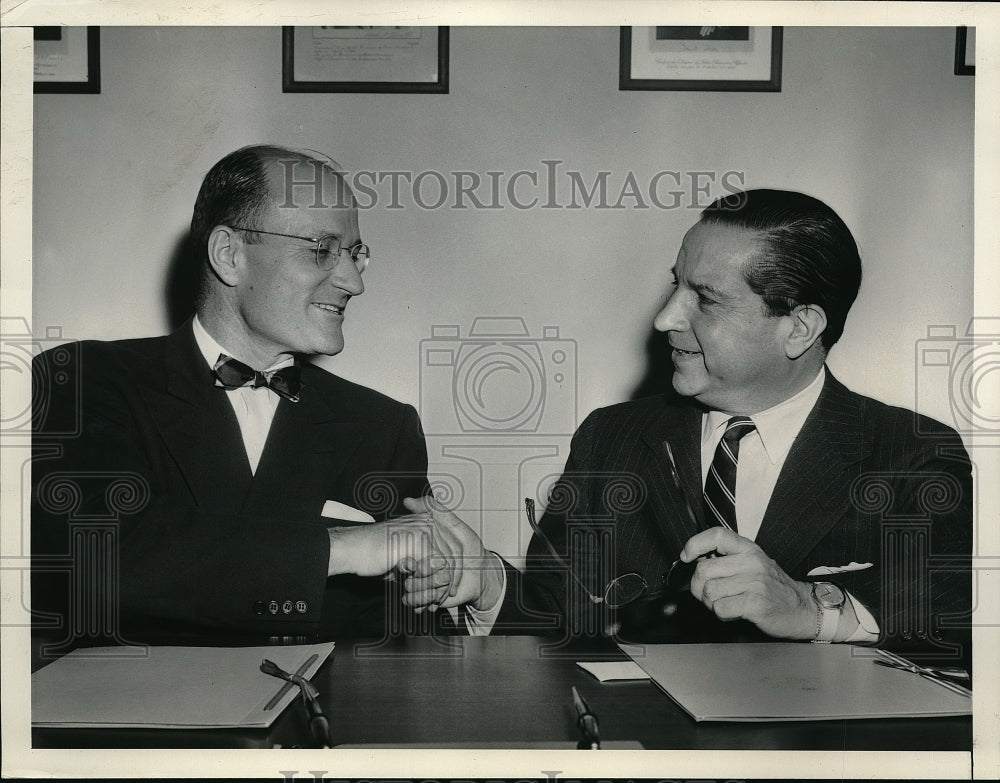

{"left": 1, "top": 2, "right": 998, "bottom": 781}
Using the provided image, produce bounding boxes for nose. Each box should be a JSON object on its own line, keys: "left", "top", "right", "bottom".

{"left": 653, "top": 288, "right": 688, "bottom": 333}
{"left": 330, "top": 254, "right": 365, "bottom": 296}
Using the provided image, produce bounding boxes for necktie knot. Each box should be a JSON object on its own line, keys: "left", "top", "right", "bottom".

{"left": 721, "top": 415, "right": 756, "bottom": 446}
{"left": 212, "top": 355, "right": 302, "bottom": 402}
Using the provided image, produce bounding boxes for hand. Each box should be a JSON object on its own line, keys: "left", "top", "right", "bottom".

{"left": 399, "top": 496, "right": 505, "bottom": 613}
{"left": 680, "top": 527, "right": 816, "bottom": 640}
{"left": 326, "top": 517, "right": 457, "bottom": 584}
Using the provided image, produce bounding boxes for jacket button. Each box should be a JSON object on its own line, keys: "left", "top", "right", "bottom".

{"left": 295, "top": 600, "right": 308, "bottom": 614}
{"left": 268, "top": 600, "right": 279, "bottom": 615}
{"left": 281, "top": 600, "right": 293, "bottom": 615}
{"left": 253, "top": 601, "right": 266, "bottom": 615}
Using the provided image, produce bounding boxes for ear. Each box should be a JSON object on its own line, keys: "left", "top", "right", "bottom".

{"left": 206, "top": 226, "right": 242, "bottom": 288}
{"left": 784, "top": 304, "right": 827, "bottom": 359}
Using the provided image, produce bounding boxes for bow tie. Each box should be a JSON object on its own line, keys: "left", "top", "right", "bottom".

{"left": 212, "top": 355, "right": 302, "bottom": 402}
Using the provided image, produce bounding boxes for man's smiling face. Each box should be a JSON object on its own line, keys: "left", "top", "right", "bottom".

{"left": 653, "top": 221, "right": 797, "bottom": 414}
{"left": 231, "top": 161, "right": 365, "bottom": 366}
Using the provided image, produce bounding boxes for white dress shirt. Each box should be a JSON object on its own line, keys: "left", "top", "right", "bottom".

{"left": 192, "top": 315, "right": 292, "bottom": 474}
{"left": 701, "top": 367, "right": 878, "bottom": 642}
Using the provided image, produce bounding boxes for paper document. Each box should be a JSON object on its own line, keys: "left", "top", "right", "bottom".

{"left": 576, "top": 660, "right": 650, "bottom": 682}
{"left": 621, "top": 643, "right": 972, "bottom": 722}
{"left": 32, "top": 642, "right": 335, "bottom": 728}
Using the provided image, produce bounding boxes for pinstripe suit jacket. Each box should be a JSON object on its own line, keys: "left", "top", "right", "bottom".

{"left": 496, "top": 371, "right": 972, "bottom": 658}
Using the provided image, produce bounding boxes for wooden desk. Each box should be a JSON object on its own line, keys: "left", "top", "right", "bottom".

{"left": 32, "top": 636, "right": 971, "bottom": 750}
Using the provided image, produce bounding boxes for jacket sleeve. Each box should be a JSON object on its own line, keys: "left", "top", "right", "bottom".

{"left": 494, "top": 411, "right": 611, "bottom": 635}
{"left": 31, "top": 343, "right": 429, "bottom": 641}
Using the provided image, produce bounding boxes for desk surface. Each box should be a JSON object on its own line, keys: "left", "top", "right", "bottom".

{"left": 32, "top": 635, "right": 971, "bottom": 750}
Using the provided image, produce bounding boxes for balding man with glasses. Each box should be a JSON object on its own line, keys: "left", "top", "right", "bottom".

{"left": 32, "top": 145, "right": 458, "bottom": 645}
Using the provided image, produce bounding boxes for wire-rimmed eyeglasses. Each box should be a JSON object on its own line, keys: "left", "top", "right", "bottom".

{"left": 524, "top": 498, "right": 693, "bottom": 609}
{"left": 523, "top": 442, "right": 719, "bottom": 615}
{"left": 231, "top": 225, "right": 370, "bottom": 274}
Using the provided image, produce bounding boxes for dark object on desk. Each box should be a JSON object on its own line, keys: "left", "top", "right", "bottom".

{"left": 260, "top": 658, "right": 331, "bottom": 748}
{"left": 571, "top": 686, "right": 600, "bottom": 749}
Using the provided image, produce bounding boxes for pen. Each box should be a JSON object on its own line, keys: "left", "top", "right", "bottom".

{"left": 872, "top": 651, "right": 972, "bottom": 698}
{"left": 873, "top": 650, "right": 972, "bottom": 697}
{"left": 298, "top": 678, "right": 332, "bottom": 749}
{"left": 662, "top": 440, "right": 722, "bottom": 590}
{"left": 261, "top": 658, "right": 332, "bottom": 748}
{"left": 571, "top": 686, "right": 601, "bottom": 749}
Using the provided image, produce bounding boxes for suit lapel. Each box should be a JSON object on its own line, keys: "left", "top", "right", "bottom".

{"left": 246, "top": 368, "right": 372, "bottom": 520}
{"left": 141, "top": 321, "right": 253, "bottom": 510}
{"left": 755, "top": 371, "right": 871, "bottom": 573}
{"left": 640, "top": 403, "right": 708, "bottom": 550}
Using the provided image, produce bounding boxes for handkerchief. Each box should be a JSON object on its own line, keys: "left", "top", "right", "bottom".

{"left": 321, "top": 500, "right": 375, "bottom": 524}
{"left": 807, "top": 562, "right": 874, "bottom": 576}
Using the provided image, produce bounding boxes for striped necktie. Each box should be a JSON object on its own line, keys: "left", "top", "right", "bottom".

{"left": 703, "top": 416, "right": 757, "bottom": 533}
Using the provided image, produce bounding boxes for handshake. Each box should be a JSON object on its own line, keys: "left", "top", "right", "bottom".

{"left": 326, "top": 496, "right": 505, "bottom": 614}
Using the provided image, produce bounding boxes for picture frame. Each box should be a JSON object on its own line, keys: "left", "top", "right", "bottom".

{"left": 33, "top": 26, "right": 101, "bottom": 94}
{"left": 620, "top": 26, "right": 782, "bottom": 92}
{"left": 282, "top": 26, "right": 449, "bottom": 93}
{"left": 954, "top": 27, "right": 975, "bottom": 76}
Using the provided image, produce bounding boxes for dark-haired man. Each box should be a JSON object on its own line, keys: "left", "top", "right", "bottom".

{"left": 32, "top": 145, "right": 460, "bottom": 644}
{"left": 411, "top": 189, "right": 972, "bottom": 659}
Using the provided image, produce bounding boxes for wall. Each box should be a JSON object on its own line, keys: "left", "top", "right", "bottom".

{"left": 32, "top": 26, "right": 974, "bottom": 559}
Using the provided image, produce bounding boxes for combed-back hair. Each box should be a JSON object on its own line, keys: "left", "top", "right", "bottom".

{"left": 701, "top": 189, "right": 862, "bottom": 349}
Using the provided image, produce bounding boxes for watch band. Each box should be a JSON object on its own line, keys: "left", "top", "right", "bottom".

{"left": 810, "top": 581, "right": 845, "bottom": 643}
{"left": 813, "top": 605, "right": 839, "bottom": 643}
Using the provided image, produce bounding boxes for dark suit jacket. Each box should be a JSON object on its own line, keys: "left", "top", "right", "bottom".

{"left": 31, "top": 320, "right": 431, "bottom": 643}
{"left": 496, "top": 372, "right": 972, "bottom": 662}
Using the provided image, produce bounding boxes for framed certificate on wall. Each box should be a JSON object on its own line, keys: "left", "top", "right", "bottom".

{"left": 620, "top": 26, "right": 782, "bottom": 92}
{"left": 34, "top": 27, "right": 101, "bottom": 94}
{"left": 283, "top": 26, "right": 449, "bottom": 93}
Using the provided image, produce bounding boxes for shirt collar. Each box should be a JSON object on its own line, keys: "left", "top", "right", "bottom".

{"left": 702, "top": 367, "right": 826, "bottom": 465}
{"left": 191, "top": 315, "right": 294, "bottom": 373}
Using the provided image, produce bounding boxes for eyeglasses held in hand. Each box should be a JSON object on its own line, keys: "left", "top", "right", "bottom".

{"left": 231, "top": 225, "right": 370, "bottom": 274}
{"left": 524, "top": 497, "right": 670, "bottom": 609}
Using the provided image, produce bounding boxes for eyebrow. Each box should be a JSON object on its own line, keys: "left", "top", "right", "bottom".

{"left": 670, "top": 267, "right": 728, "bottom": 299}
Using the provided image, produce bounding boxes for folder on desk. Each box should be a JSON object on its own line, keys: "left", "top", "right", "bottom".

{"left": 31, "top": 642, "right": 335, "bottom": 729}
{"left": 620, "top": 643, "right": 971, "bottom": 722}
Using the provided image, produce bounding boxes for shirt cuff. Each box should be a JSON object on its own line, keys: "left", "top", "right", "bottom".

{"left": 843, "top": 591, "right": 880, "bottom": 643}
{"left": 461, "top": 552, "right": 507, "bottom": 636}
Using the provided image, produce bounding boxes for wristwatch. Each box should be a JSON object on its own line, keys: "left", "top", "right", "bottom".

{"left": 810, "top": 581, "right": 846, "bottom": 643}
